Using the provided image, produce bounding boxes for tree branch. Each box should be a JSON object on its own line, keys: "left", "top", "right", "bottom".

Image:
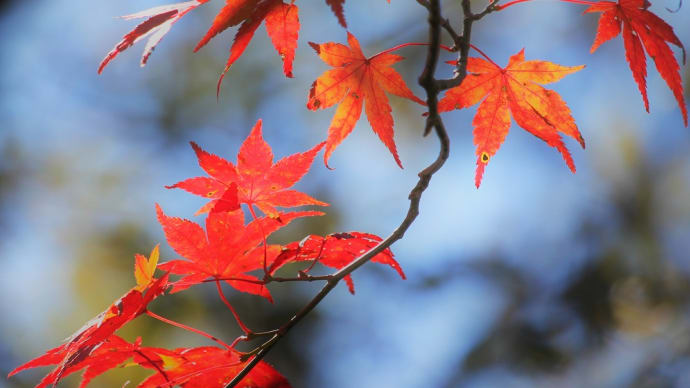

{"left": 224, "top": 1, "right": 471, "bottom": 385}
{"left": 435, "top": 0, "right": 498, "bottom": 91}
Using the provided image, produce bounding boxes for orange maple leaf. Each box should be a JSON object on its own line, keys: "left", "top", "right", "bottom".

{"left": 166, "top": 119, "right": 327, "bottom": 218}
{"left": 584, "top": 0, "right": 687, "bottom": 126}
{"left": 307, "top": 32, "right": 426, "bottom": 168}
{"left": 438, "top": 49, "right": 585, "bottom": 187}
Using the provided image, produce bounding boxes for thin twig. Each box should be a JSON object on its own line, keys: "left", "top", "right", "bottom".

{"left": 436, "top": 0, "right": 498, "bottom": 91}
{"left": 417, "top": 0, "right": 463, "bottom": 51}
{"left": 201, "top": 277, "right": 265, "bottom": 285}
{"left": 268, "top": 274, "right": 333, "bottom": 282}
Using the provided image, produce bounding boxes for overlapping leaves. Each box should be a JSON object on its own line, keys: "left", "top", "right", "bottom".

{"left": 156, "top": 203, "right": 322, "bottom": 299}
{"left": 8, "top": 248, "right": 169, "bottom": 388}
{"left": 98, "top": 0, "right": 382, "bottom": 93}
{"left": 11, "top": 119, "right": 405, "bottom": 387}
{"left": 11, "top": 335, "right": 289, "bottom": 388}
{"left": 99, "top": 0, "right": 299, "bottom": 93}
{"left": 138, "top": 344, "right": 290, "bottom": 388}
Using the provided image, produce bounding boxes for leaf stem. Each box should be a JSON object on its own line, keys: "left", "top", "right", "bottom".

{"left": 495, "top": 0, "right": 534, "bottom": 9}
{"left": 372, "top": 42, "right": 453, "bottom": 60}
{"left": 557, "top": 0, "right": 601, "bottom": 5}
{"left": 469, "top": 44, "right": 500, "bottom": 68}
{"left": 201, "top": 277, "right": 265, "bottom": 285}
{"left": 145, "top": 310, "right": 232, "bottom": 350}
{"left": 300, "top": 237, "right": 327, "bottom": 274}
{"left": 497, "top": 0, "right": 599, "bottom": 10}
{"left": 229, "top": 335, "right": 248, "bottom": 349}
{"left": 215, "top": 279, "right": 252, "bottom": 335}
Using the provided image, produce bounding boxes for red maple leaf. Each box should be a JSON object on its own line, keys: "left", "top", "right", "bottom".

{"left": 307, "top": 32, "right": 426, "bottom": 168}
{"left": 10, "top": 334, "right": 290, "bottom": 388}
{"left": 438, "top": 49, "right": 585, "bottom": 187}
{"left": 167, "top": 119, "right": 327, "bottom": 218}
{"left": 137, "top": 345, "right": 291, "bottom": 388}
{"left": 98, "top": 1, "right": 209, "bottom": 74}
{"left": 8, "top": 335, "right": 178, "bottom": 388}
{"left": 98, "top": 0, "right": 298, "bottom": 91}
{"left": 156, "top": 204, "right": 322, "bottom": 299}
{"left": 584, "top": 0, "right": 687, "bottom": 126}
{"left": 270, "top": 232, "right": 405, "bottom": 293}
{"left": 8, "top": 249, "right": 168, "bottom": 387}
{"left": 98, "top": 0, "right": 377, "bottom": 92}
{"left": 197, "top": 0, "right": 300, "bottom": 93}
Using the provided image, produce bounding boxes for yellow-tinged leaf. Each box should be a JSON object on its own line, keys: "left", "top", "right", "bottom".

{"left": 147, "top": 244, "right": 160, "bottom": 277}
{"left": 134, "top": 244, "right": 160, "bottom": 289}
{"left": 508, "top": 59, "right": 584, "bottom": 85}
{"left": 158, "top": 352, "right": 184, "bottom": 370}
{"left": 307, "top": 68, "right": 355, "bottom": 110}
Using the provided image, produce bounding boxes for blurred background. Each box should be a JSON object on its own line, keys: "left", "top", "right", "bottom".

{"left": 1, "top": 0, "right": 689, "bottom": 387}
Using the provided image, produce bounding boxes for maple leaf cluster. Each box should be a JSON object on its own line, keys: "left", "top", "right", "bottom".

{"left": 98, "top": 0, "right": 369, "bottom": 94}
{"left": 10, "top": 120, "right": 406, "bottom": 387}
{"left": 98, "top": 0, "right": 686, "bottom": 187}
{"left": 437, "top": 0, "right": 687, "bottom": 187}
{"left": 12, "top": 0, "right": 688, "bottom": 387}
